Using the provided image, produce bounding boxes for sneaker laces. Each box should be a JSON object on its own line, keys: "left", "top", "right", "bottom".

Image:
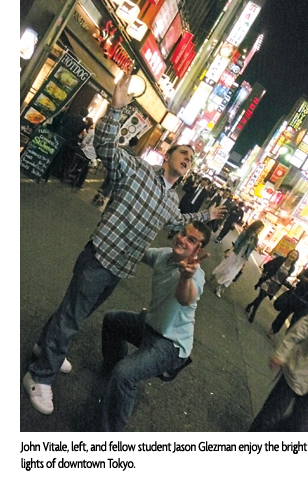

{"left": 32, "top": 382, "right": 53, "bottom": 401}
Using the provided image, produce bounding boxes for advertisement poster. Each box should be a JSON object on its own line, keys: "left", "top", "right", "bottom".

{"left": 20, "top": 51, "right": 92, "bottom": 138}
{"left": 20, "top": 126, "right": 65, "bottom": 181}
{"left": 116, "top": 111, "right": 152, "bottom": 145}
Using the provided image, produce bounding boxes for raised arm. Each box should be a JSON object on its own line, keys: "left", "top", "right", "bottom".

{"left": 175, "top": 247, "right": 209, "bottom": 306}
{"left": 93, "top": 73, "right": 139, "bottom": 174}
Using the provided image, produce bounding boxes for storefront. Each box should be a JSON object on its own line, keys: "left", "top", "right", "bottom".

{"left": 20, "top": 0, "right": 169, "bottom": 151}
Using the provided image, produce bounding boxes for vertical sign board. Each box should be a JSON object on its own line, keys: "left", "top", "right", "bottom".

{"left": 20, "top": 51, "right": 92, "bottom": 139}
{"left": 20, "top": 127, "right": 66, "bottom": 181}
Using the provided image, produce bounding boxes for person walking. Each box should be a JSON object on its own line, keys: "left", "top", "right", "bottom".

{"left": 249, "top": 314, "right": 308, "bottom": 432}
{"left": 245, "top": 249, "right": 299, "bottom": 323}
{"left": 215, "top": 201, "right": 245, "bottom": 243}
{"left": 97, "top": 222, "right": 210, "bottom": 431}
{"left": 44, "top": 107, "right": 88, "bottom": 182}
{"left": 167, "top": 177, "right": 211, "bottom": 239}
{"left": 206, "top": 188, "right": 234, "bottom": 233}
{"left": 22, "top": 72, "right": 226, "bottom": 415}
{"left": 211, "top": 220, "right": 264, "bottom": 298}
{"left": 179, "top": 177, "right": 211, "bottom": 214}
{"left": 267, "top": 264, "right": 308, "bottom": 338}
{"left": 66, "top": 121, "right": 96, "bottom": 188}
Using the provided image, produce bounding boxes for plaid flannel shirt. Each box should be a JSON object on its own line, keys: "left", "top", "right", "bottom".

{"left": 92, "top": 106, "right": 210, "bottom": 278}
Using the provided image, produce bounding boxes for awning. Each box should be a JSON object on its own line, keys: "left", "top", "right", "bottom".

{"left": 64, "top": 31, "right": 117, "bottom": 97}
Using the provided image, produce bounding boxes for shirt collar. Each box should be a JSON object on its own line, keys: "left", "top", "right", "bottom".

{"left": 152, "top": 166, "right": 182, "bottom": 190}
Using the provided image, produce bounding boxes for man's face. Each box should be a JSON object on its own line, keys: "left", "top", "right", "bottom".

{"left": 223, "top": 190, "right": 231, "bottom": 198}
{"left": 165, "top": 146, "right": 194, "bottom": 178}
{"left": 172, "top": 224, "right": 204, "bottom": 262}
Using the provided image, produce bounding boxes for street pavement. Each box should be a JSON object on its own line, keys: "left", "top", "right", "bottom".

{"left": 20, "top": 170, "right": 289, "bottom": 432}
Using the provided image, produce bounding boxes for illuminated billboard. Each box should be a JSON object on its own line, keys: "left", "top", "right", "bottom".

{"left": 152, "top": 0, "right": 179, "bottom": 42}
{"left": 227, "top": 1, "right": 261, "bottom": 47}
{"left": 160, "top": 13, "right": 182, "bottom": 59}
{"left": 204, "top": 55, "right": 230, "bottom": 85}
{"left": 229, "top": 83, "right": 265, "bottom": 141}
{"left": 179, "top": 82, "right": 213, "bottom": 126}
{"left": 288, "top": 100, "right": 308, "bottom": 131}
{"left": 140, "top": 33, "right": 166, "bottom": 80}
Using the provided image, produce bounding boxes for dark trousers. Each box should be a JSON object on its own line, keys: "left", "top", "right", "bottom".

{"left": 217, "top": 220, "right": 234, "bottom": 240}
{"left": 249, "top": 374, "right": 308, "bottom": 432}
{"left": 247, "top": 288, "right": 268, "bottom": 317}
{"left": 99, "top": 311, "right": 185, "bottom": 432}
{"left": 271, "top": 293, "right": 308, "bottom": 334}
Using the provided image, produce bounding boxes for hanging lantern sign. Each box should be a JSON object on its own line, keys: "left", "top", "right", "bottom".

{"left": 116, "top": 1, "right": 140, "bottom": 24}
{"left": 126, "top": 19, "right": 148, "bottom": 41}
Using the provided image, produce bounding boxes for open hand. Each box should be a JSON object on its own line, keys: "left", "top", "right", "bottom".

{"left": 111, "top": 71, "right": 135, "bottom": 108}
{"left": 209, "top": 203, "right": 227, "bottom": 221}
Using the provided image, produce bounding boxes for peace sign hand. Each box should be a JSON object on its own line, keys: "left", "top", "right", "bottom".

{"left": 178, "top": 244, "right": 210, "bottom": 279}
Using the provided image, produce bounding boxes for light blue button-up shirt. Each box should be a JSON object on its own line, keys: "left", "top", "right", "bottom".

{"left": 143, "top": 247, "right": 205, "bottom": 358}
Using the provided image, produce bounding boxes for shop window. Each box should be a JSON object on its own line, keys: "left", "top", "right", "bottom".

{"left": 22, "top": 44, "right": 64, "bottom": 108}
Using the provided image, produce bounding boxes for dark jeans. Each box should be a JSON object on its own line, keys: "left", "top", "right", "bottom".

{"left": 247, "top": 288, "right": 268, "bottom": 317}
{"left": 99, "top": 310, "right": 186, "bottom": 432}
{"left": 271, "top": 292, "right": 308, "bottom": 334}
{"left": 249, "top": 374, "right": 308, "bottom": 432}
{"left": 29, "top": 242, "right": 121, "bottom": 385}
{"left": 217, "top": 220, "right": 234, "bottom": 241}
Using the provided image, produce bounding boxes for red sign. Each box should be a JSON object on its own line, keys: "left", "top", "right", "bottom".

{"left": 219, "top": 71, "right": 236, "bottom": 88}
{"left": 140, "top": 33, "right": 166, "bottom": 80}
{"left": 94, "top": 20, "right": 133, "bottom": 71}
{"left": 269, "top": 164, "right": 288, "bottom": 183}
{"left": 170, "top": 31, "right": 194, "bottom": 63}
{"left": 176, "top": 50, "right": 196, "bottom": 78}
{"left": 174, "top": 41, "right": 194, "bottom": 72}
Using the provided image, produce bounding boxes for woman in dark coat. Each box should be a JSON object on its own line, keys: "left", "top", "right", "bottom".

{"left": 245, "top": 249, "right": 299, "bottom": 323}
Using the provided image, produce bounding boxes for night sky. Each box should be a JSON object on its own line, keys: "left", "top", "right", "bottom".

{"left": 232, "top": 0, "right": 308, "bottom": 158}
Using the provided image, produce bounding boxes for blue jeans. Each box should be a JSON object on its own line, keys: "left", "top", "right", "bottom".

{"left": 99, "top": 310, "right": 186, "bottom": 431}
{"left": 29, "top": 241, "right": 121, "bottom": 385}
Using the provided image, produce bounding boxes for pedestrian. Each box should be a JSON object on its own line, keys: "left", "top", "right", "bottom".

{"left": 22, "top": 72, "right": 226, "bottom": 415}
{"left": 179, "top": 177, "right": 211, "bottom": 214}
{"left": 215, "top": 200, "right": 245, "bottom": 243}
{"left": 249, "top": 314, "right": 308, "bottom": 432}
{"left": 66, "top": 121, "right": 96, "bottom": 188}
{"left": 267, "top": 264, "right": 308, "bottom": 339}
{"left": 97, "top": 221, "right": 211, "bottom": 431}
{"left": 167, "top": 177, "right": 211, "bottom": 239}
{"left": 206, "top": 188, "right": 234, "bottom": 233}
{"left": 211, "top": 220, "right": 264, "bottom": 298}
{"left": 44, "top": 107, "right": 88, "bottom": 182}
{"left": 245, "top": 249, "right": 299, "bottom": 323}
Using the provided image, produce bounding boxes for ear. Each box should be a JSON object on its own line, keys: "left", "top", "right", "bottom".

{"left": 164, "top": 153, "right": 170, "bottom": 164}
{"left": 196, "top": 242, "right": 202, "bottom": 254}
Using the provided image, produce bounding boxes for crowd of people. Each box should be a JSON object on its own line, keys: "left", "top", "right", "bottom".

{"left": 22, "top": 72, "right": 307, "bottom": 432}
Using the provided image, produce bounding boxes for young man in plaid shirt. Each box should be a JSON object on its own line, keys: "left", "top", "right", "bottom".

{"left": 23, "top": 73, "right": 226, "bottom": 415}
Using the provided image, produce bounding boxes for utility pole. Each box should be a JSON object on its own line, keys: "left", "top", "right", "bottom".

{"left": 20, "top": 0, "right": 78, "bottom": 109}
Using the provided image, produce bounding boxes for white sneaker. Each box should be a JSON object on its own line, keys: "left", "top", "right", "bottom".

{"left": 22, "top": 372, "right": 54, "bottom": 415}
{"left": 216, "top": 285, "right": 222, "bottom": 298}
{"left": 33, "top": 344, "right": 72, "bottom": 374}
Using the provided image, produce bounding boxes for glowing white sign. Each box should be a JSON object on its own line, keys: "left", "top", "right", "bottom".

{"left": 227, "top": 2, "right": 261, "bottom": 47}
{"left": 179, "top": 82, "right": 213, "bottom": 126}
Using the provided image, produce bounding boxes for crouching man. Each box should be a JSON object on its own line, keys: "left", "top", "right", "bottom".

{"left": 98, "top": 222, "right": 211, "bottom": 431}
